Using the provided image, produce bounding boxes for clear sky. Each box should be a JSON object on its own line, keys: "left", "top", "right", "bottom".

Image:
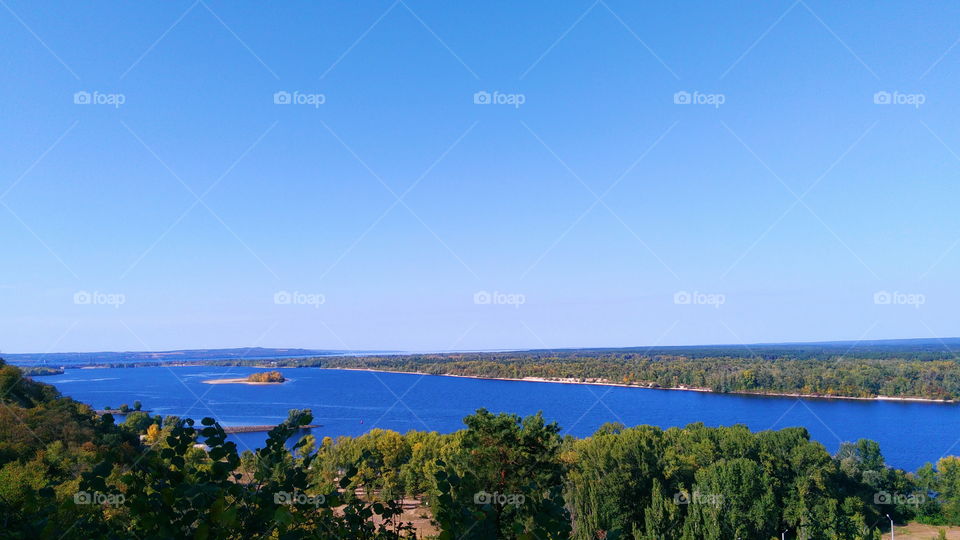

{"left": 2, "top": 0, "right": 959, "bottom": 353}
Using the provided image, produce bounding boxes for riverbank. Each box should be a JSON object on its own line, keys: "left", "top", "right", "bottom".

{"left": 221, "top": 424, "right": 319, "bottom": 433}
{"left": 327, "top": 367, "right": 956, "bottom": 403}
{"left": 95, "top": 408, "right": 151, "bottom": 415}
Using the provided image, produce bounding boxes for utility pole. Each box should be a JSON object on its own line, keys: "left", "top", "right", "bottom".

{"left": 886, "top": 514, "right": 894, "bottom": 540}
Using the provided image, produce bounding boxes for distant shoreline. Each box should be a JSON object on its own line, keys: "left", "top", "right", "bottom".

{"left": 328, "top": 367, "right": 956, "bottom": 404}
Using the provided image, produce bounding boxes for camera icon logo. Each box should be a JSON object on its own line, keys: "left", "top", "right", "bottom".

{"left": 74, "top": 91, "right": 91, "bottom": 105}
{"left": 74, "top": 491, "right": 92, "bottom": 504}
{"left": 673, "top": 492, "right": 690, "bottom": 505}
{"left": 873, "top": 290, "right": 892, "bottom": 305}
{"left": 74, "top": 290, "right": 92, "bottom": 305}
{"left": 473, "top": 91, "right": 492, "bottom": 105}
{"left": 673, "top": 290, "right": 692, "bottom": 305}
{"left": 274, "top": 91, "right": 292, "bottom": 105}
{"left": 274, "top": 290, "right": 292, "bottom": 305}
{"left": 473, "top": 291, "right": 492, "bottom": 305}
{"left": 874, "top": 491, "right": 892, "bottom": 505}
{"left": 874, "top": 91, "right": 892, "bottom": 105}
{"left": 473, "top": 490, "right": 492, "bottom": 504}
{"left": 673, "top": 91, "right": 691, "bottom": 105}
{"left": 274, "top": 491, "right": 292, "bottom": 504}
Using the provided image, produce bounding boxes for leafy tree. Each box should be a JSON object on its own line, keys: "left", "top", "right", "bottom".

{"left": 565, "top": 424, "right": 664, "bottom": 539}
{"left": 934, "top": 457, "right": 960, "bottom": 523}
{"left": 680, "top": 458, "right": 776, "bottom": 539}
{"left": 433, "top": 409, "right": 570, "bottom": 539}
{"left": 122, "top": 411, "right": 152, "bottom": 433}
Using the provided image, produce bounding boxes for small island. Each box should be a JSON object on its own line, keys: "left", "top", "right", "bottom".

{"left": 202, "top": 371, "right": 286, "bottom": 385}
{"left": 96, "top": 401, "right": 148, "bottom": 415}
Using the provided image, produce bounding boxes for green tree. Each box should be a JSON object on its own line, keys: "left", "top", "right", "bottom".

{"left": 935, "top": 457, "right": 960, "bottom": 523}
{"left": 433, "top": 409, "right": 570, "bottom": 539}
{"left": 122, "top": 411, "right": 152, "bottom": 433}
{"left": 565, "top": 425, "right": 664, "bottom": 539}
{"left": 681, "top": 458, "right": 776, "bottom": 540}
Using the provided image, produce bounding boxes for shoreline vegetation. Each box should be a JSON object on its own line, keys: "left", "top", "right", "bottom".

{"left": 203, "top": 370, "right": 286, "bottom": 385}
{"left": 305, "top": 349, "right": 960, "bottom": 402}
{"left": 20, "top": 366, "right": 64, "bottom": 376}
{"left": 220, "top": 423, "right": 319, "bottom": 433}
{"left": 328, "top": 367, "right": 958, "bottom": 403}
{"left": 41, "top": 342, "right": 960, "bottom": 402}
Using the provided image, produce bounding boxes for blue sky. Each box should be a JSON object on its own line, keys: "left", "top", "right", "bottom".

{"left": 2, "top": 0, "right": 959, "bottom": 353}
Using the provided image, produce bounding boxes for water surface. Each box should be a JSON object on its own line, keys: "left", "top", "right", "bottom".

{"left": 42, "top": 366, "right": 958, "bottom": 471}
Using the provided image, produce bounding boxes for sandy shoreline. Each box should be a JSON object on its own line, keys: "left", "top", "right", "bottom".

{"left": 202, "top": 378, "right": 284, "bottom": 385}
{"left": 327, "top": 367, "right": 955, "bottom": 403}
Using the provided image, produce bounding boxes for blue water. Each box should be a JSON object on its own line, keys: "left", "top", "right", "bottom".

{"left": 42, "top": 366, "right": 960, "bottom": 471}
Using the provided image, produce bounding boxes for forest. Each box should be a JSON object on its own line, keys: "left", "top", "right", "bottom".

{"left": 2, "top": 357, "right": 960, "bottom": 539}
{"left": 214, "top": 347, "right": 960, "bottom": 401}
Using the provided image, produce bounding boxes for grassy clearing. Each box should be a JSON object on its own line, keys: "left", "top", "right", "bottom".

{"left": 887, "top": 523, "right": 960, "bottom": 539}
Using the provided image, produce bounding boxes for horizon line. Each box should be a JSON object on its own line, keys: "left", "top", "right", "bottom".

{"left": 4, "top": 334, "right": 959, "bottom": 357}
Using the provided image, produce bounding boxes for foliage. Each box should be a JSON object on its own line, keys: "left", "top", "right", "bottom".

{"left": 432, "top": 409, "right": 570, "bottom": 539}
{"left": 4, "top": 358, "right": 960, "bottom": 538}
{"left": 302, "top": 351, "right": 960, "bottom": 400}
{"left": 247, "top": 371, "right": 285, "bottom": 383}
{"left": 19, "top": 366, "right": 64, "bottom": 376}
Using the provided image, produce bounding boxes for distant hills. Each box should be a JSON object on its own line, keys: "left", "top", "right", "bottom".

{"left": 1, "top": 347, "right": 372, "bottom": 366}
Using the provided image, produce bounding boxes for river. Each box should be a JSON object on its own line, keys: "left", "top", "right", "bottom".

{"left": 42, "top": 365, "right": 959, "bottom": 471}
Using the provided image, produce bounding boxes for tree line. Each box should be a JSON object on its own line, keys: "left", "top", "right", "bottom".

{"left": 297, "top": 351, "right": 960, "bottom": 400}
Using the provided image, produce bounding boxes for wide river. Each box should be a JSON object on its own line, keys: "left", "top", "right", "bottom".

{"left": 43, "top": 365, "right": 958, "bottom": 471}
